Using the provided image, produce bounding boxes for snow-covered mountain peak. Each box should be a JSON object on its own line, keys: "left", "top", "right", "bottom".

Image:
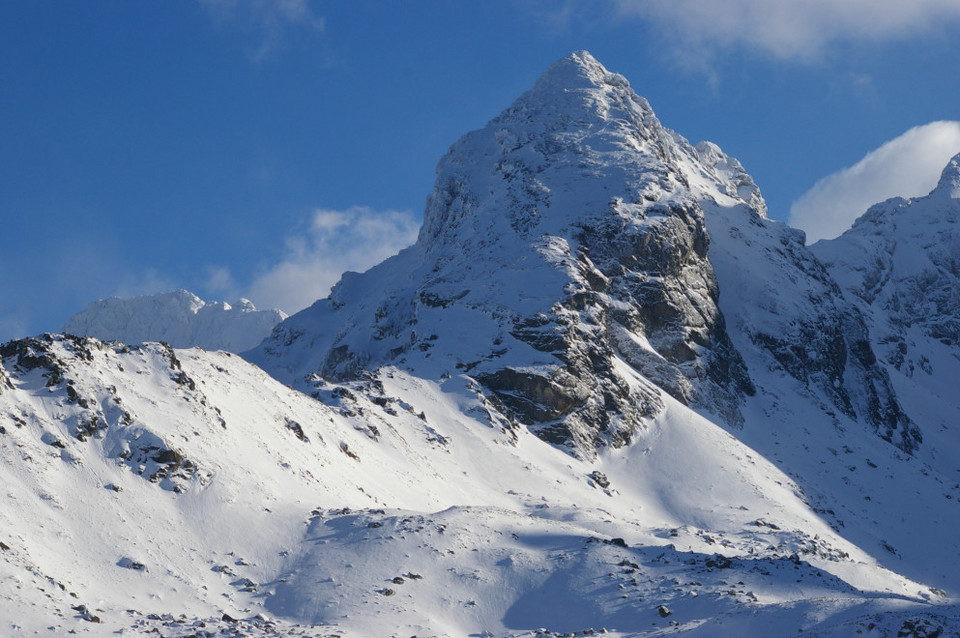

{"left": 811, "top": 153, "right": 960, "bottom": 431}
{"left": 252, "top": 51, "right": 922, "bottom": 459}
{"left": 932, "top": 151, "right": 960, "bottom": 200}
{"left": 417, "top": 51, "right": 674, "bottom": 250}
{"left": 255, "top": 52, "right": 774, "bottom": 454}
{"left": 63, "top": 290, "right": 286, "bottom": 353}
{"left": 521, "top": 50, "right": 644, "bottom": 116}
{"left": 530, "top": 50, "right": 623, "bottom": 90}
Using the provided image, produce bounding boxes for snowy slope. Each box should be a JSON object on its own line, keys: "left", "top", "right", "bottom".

{"left": 666, "top": 102, "right": 960, "bottom": 613}
{"left": 0, "top": 334, "right": 945, "bottom": 637}
{"left": 802, "top": 155, "right": 960, "bottom": 592}
{"left": 63, "top": 289, "right": 285, "bottom": 352}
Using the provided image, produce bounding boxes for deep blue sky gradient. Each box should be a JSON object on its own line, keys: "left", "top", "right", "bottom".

{"left": 1, "top": 2, "right": 958, "bottom": 339}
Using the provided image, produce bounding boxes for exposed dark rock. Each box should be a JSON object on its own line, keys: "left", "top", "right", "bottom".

{"left": 41, "top": 432, "right": 66, "bottom": 449}
{"left": 158, "top": 343, "right": 197, "bottom": 391}
{"left": 117, "top": 557, "right": 147, "bottom": 571}
{"left": 898, "top": 617, "right": 944, "bottom": 638}
{"left": 151, "top": 448, "right": 184, "bottom": 465}
{"left": 285, "top": 419, "right": 307, "bottom": 442}
{"left": 705, "top": 554, "right": 732, "bottom": 569}
{"left": 588, "top": 470, "right": 610, "bottom": 488}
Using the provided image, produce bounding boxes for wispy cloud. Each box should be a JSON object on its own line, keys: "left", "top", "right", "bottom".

{"left": 789, "top": 121, "right": 960, "bottom": 243}
{"left": 243, "top": 206, "right": 420, "bottom": 314}
{"left": 111, "top": 268, "right": 181, "bottom": 300}
{"left": 517, "top": 0, "right": 617, "bottom": 34}
{"left": 612, "top": 0, "right": 960, "bottom": 62}
{"left": 0, "top": 308, "right": 29, "bottom": 343}
{"left": 199, "top": 0, "right": 325, "bottom": 62}
{"left": 204, "top": 266, "right": 238, "bottom": 295}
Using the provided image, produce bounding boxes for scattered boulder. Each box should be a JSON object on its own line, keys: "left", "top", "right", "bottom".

{"left": 588, "top": 470, "right": 610, "bottom": 488}
{"left": 705, "top": 554, "right": 732, "bottom": 569}
{"left": 117, "top": 557, "right": 147, "bottom": 571}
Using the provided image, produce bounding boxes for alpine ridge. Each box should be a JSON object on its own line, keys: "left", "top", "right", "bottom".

{"left": 3, "top": 51, "right": 960, "bottom": 637}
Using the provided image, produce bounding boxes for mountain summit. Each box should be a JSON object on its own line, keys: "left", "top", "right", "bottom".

{"left": 931, "top": 151, "right": 960, "bottom": 200}
{"left": 251, "top": 50, "right": 913, "bottom": 455}
{"left": 251, "top": 51, "right": 764, "bottom": 454}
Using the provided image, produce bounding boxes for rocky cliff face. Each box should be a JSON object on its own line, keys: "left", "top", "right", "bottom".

{"left": 813, "top": 155, "right": 960, "bottom": 365}
{"left": 698, "top": 191, "right": 919, "bottom": 452}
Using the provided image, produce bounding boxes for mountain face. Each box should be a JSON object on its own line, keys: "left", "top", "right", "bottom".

{"left": 254, "top": 52, "right": 755, "bottom": 455}
{"left": 812, "top": 155, "right": 960, "bottom": 373}
{"left": 4, "top": 52, "right": 960, "bottom": 637}
{"left": 252, "top": 51, "right": 914, "bottom": 456}
{"left": 63, "top": 290, "right": 286, "bottom": 353}
{"left": 811, "top": 153, "right": 960, "bottom": 458}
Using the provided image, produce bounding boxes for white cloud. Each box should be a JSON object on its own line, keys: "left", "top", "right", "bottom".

{"left": 0, "top": 310, "right": 28, "bottom": 343}
{"left": 204, "top": 266, "right": 238, "bottom": 295}
{"left": 244, "top": 206, "right": 420, "bottom": 314}
{"left": 788, "top": 121, "right": 960, "bottom": 243}
{"left": 112, "top": 268, "right": 180, "bottom": 300}
{"left": 199, "top": 0, "right": 325, "bottom": 61}
{"left": 614, "top": 0, "right": 960, "bottom": 61}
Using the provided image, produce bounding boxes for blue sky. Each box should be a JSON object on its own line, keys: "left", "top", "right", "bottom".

{"left": 2, "top": 1, "right": 959, "bottom": 341}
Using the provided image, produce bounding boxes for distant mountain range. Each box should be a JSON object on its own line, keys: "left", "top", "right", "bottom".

{"left": 62, "top": 289, "right": 285, "bottom": 353}
{"left": 2, "top": 51, "right": 958, "bottom": 637}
